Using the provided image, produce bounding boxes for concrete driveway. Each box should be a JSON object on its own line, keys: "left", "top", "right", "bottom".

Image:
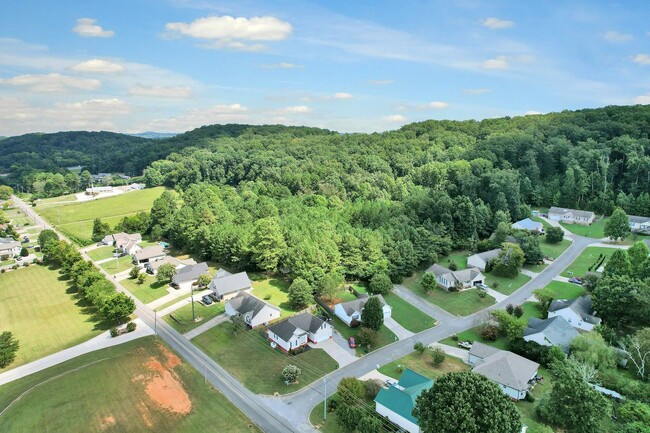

{"left": 310, "top": 338, "right": 357, "bottom": 367}
{"left": 383, "top": 316, "right": 414, "bottom": 340}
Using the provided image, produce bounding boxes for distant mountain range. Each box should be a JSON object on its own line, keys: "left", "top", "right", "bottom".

{"left": 128, "top": 131, "right": 179, "bottom": 140}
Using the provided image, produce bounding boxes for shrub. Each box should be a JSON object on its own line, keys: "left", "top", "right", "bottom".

{"left": 12, "top": 264, "right": 18, "bottom": 270}
{"left": 546, "top": 227, "right": 564, "bottom": 244}
{"left": 481, "top": 324, "right": 499, "bottom": 341}
{"left": 477, "top": 290, "right": 487, "bottom": 298}
{"left": 356, "top": 328, "right": 377, "bottom": 348}
{"left": 137, "top": 273, "right": 146, "bottom": 285}
{"left": 0, "top": 269, "right": 4, "bottom": 273}
{"left": 110, "top": 327, "right": 119, "bottom": 337}
{"left": 364, "top": 379, "right": 384, "bottom": 399}
{"left": 328, "top": 398, "right": 338, "bottom": 411}
{"left": 506, "top": 304, "right": 515, "bottom": 315}
{"left": 451, "top": 334, "right": 459, "bottom": 341}
{"left": 513, "top": 305, "right": 524, "bottom": 318}
{"left": 289, "top": 346, "right": 306, "bottom": 355}
{"left": 448, "top": 262, "right": 458, "bottom": 271}
{"left": 492, "top": 281, "right": 500, "bottom": 289}
{"left": 282, "top": 364, "right": 301, "bottom": 383}
{"left": 431, "top": 347, "right": 446, "bottom": 366}
{"left": 126, "top": 322, "right": 136, "bottom": 332}
{"left": 20, "top": 247, "right": 28, "bottom": 257}
{"left": 129, "top": 266, "right": 140, "bottom": 279}
{"left": 22, "top": 262, "right": 28, "bottom": 267}
{"left": 350, "top": 319, "right": 360, "bottom": 328}
{"left": 421, "top": 272, "right": 437, "bottom": 293}
{"left": 414, "top": 341, "right": 426, "bottom": 354}
{"left": 525, "top": 392, "right": 536, "bottom": 402}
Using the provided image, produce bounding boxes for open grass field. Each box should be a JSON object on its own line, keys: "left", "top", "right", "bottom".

{"left": 0, "top": 337, "right": 261, "bottom": 433}
{"left": 560, "top": 246, "right": 618, "bottom": 277}
{"left": 0, "top": 265, "right": 104, "bottom": 370}
{"left": 192, "top": 322, "right": 338, "bottom": 395}
{"left": 36, "top": 187, "right": 166, "bottom": 244}
{"left": 250, "top": 276, "right": 298, "bottom": 318}
{"left": 485, "top": 272, "right": 531, "bottom": 295}
{"left": 541, "top": 280, "right": 586, "bottom": 299}
{"left": 561, "top": 217, "right": 607, "bottom": 238}
{"left": 403, "top": 270, "right": 496, "bottom": 316}
{"left": 540, "top": 238, "right": 571, "bottom": 259}
{"left": 99, "top": 256, "right": 134, "bottom": 274}
{"left": 86, "top": 246, "right": 116, "bottom": 261}
{"left": 165, "top": 301, "right": 225, "bottom": 333}
{"left": 330, "top": 316, "right": 398, "bottom": 355}
{"left": 379, "top": 352, "right": 470, "bottom": 380}
{"left": 382, "top": 292, "right": 436, "bottom": 333}
{"left": 438, "top": 251, "right": 470, "bottom": 270}
{"left": 38, "top": 193, "right": 79, "bottom": 204}
{"left": 439, "top": 325, "right": 510, "bottom": 350}
{"left": 121, "top": 274, "right": 171, "bottom": 304}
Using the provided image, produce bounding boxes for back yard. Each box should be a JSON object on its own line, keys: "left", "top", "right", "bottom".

{"left": 560, "top": 246, "right": 618, "bottom": 277}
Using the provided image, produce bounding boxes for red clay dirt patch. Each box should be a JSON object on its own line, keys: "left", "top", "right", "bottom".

{"left": 142, "top": 357, "right": 192, "bottom": 415}
{"left": 158, "top": 344, "right": 182, "bottom": 368}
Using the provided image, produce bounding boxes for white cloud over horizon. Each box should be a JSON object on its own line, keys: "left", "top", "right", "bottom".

{"left": 73, "top": 18, "right": 115, "bottom": 38}
{"left": 0, "top": 73, "right": 101, "bottom": 93}
{"left": 603, "top": 30, "right": 633, "bottom": 42}
{"left": 129, "top": 84, "right": 194, "bottom": 98}
{"left": 482, "top": 17, "right": 514, "bottom": 29}
{"left": 482, "top": 56, "right": 508, "bottom": 70}
{"left": 71, "top": 59, "right": 125, "bottom": 73}
{"left": 632, "top": 54, "right": 650, "bottom": 65}
{"left": 383, "top": 114, "right": 407, "bottom": 122}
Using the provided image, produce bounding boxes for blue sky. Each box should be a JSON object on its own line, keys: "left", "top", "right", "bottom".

{"left": 1, "top": 0, "right": 649, "bottom": 135}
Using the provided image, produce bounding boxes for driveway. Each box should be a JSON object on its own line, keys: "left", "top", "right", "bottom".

{"left": 484, "top": 287, "right": 508, "bottom": 303}
{"left": 428, "top": 342, "right": 470, "bottom": 363}
{"left": 309, "top": 338, "right": 357, "bottom": 367}
{"left": 383, "top": 316, "right": 414, "bottom": 340}
{"left": 184, "top": 313, "right": 229, "bottom": 340}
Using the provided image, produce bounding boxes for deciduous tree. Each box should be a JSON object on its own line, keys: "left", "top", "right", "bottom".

{"left": 361, "top": 296, "right": 384, "bottom": 331}
{"left": 545, "top": 226, "right": 564, "bottom": 244}
{"left": 605, "top": 207, "right": 631, "bottom": 241}
{"left": 369, "top": 272, "right": 392, "bottom": 295}
{"left": 288, "top": 278, "right": 312, "bottom": 308}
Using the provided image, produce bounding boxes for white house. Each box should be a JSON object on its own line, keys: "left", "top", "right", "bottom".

{"left": 85, "top": 186, "right": 113, "bottom": 195}
{"left": 547, "top": 295, "right": 601, "bottom": 331}
{"left": 0, "top": 237, "right": 21, "bottom": 259}
{"left": 333, "top": 295, "right": 392, "bottom": 326}
{"left": 512, "top": 218, "right": 544, "bottom": 233}
{"left": 171, "top": 262, "right": 210, "bottom": 291}
{"left": 225, "top": 292, "right": 281, "bottom": 328}
{"left": 145, "top": 256, "right": 186, "bottom": 275}
{"left": 374, "top": 369, "right": 433, "bottom": 433}
{"left": 523, "top": 316, "right": 579, "bottom": 353}
{"left": 548, "top": 207, "right": 595, "bottom": 225}
{"left": 469, "top": 342, "right": 539, "bottom": 400}
{"left": 467, "top": 249, "right": 501, "bottom": 271}
{"left": 133, "top": 245, "right": 166, "bottom": 265}
{"left": 426, "top": 264, "right": 485, "bottom": 291}
{"left": 267, "top": 313, "right": 332, "bottom": 352}
{"left": 208, "top": 271, "right": 253, "bottom": 301}
{"left": 628, "top": 215, "right": 650, "bottom": 234}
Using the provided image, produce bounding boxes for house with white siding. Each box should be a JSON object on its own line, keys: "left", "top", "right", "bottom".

{"left": 333, "top": 295, "right": 392, "bottom": 326}
{"left": 628, "top": 215, "right": 650, "bottom": 234}
{"left": 225, "top": 292, "right": 281, "bottom": 328}
{"left": 426, "top": 264, "right": 484, "bottom": 290}
{"left": 467, "top": 249, "right": 501, "bottom": 271}
{"left": 548, "top": 295, "right": 601, "bottom": 331}
{"left": 267, "top": 313, "right": 332, "bottom": 352}
{"left": 548, "top": 207, "right": 595, "bottom": 225}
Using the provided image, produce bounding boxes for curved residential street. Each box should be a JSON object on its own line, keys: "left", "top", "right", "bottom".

{"left": 8, "top": 195, "right": 620, "bottom": 433}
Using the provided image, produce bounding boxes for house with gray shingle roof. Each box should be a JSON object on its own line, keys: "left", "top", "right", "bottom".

{"left": 523, "top": 316, "right": 579, "bottom": 353}
{"left": 267, "top": 313, "right": 332, "bottom": 352}
{"left": 171, "top": 262, "right": 210, "bottom": 291}
{"left": 628, "top": 215, "right": 650, "bottom": 234}
{"left": 374, "top": 368, "right": 433, "bottom": 433}
{"left": 467, "top": 249, "right": 501, "bottom": 271}
{"left": 512, "top": 218, "right": 545, "bottom": 233}
{"left": 548, "top": 207, "right": 595, "bottom": 226}
{"left": 333, "top": 294, "right": 392, "bottom": 326}
{"left": 469, "top": 342, "right": 539, "bottom": 400}
{"left": 426, "top": 263, "right": 485, "bottom": 291}
{"left": 132, "top": 245, "right": 166, "bottom": 265}
{"left": 548, "top": 295, "right": 601, "bottom": 331}
{"left": 208, "top": 271, "right": 253, "bottom": 301}
{"left": 225, "top": 292, "right": 280, "bottom": 328}
{"left": 0, "top": 237, "right": 21, "bottom": 259}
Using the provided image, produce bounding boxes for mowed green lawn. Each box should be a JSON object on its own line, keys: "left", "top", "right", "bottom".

{"left": 540, "top": 238, "right": 571, "bottom": 259}
{"left": 484, "top": 272, "right": 531, "bottom": 295}
{"left": 440, "top": 326, "right": 510, "bottom": 350}
{"left": 193, "top": 323, "right": 338, "bottom": 395}
{"left": 382, "top": 292, "right": 436, "bottom": 333}
{"left": 120, "top": 273, "right": 171, "bottom": 304}
{"left": 561, "top": 217, "right": 607, "bottom": 238}
{"left": 560, "top": 246, "right": 618, "bottom": 277}
{"left": 86, "top": 246, "right": 117, "bottom": 261}
{"left": 36, "top": 187, "right": 166, "bottom": 244}
{"left": 541, "top": 280, "right": 586, "bottom": 299}
{"left": 379, "top": 352, "right": 470, "bottom": 380}
{"left": 165, "top": 301, "right": 226, "bottom": 334}
{"left": 250, "top": 276, "right": 298, "bottom": 318}
{"left": 403, "top": 270, "right": 495, "bottom": 316}
{"left": 0, "top": 265, "right": 104, "bottom": 369}
{"left": 99, "top": 257, "right": 134, "bottom": 274}
{"left": 0, "top": 337, "right": 261, "bottom": 433}
{"left": 331, "top": 316, "right": 398, "bottom": 355}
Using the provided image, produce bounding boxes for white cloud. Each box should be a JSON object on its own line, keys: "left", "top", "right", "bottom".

{"left": 603, "top": 30, "right": 633, "bottom": 42}
{"left": 71, "top": 59, "right": 125, "bottom": 73}
{"left": 632, "top": 54, "right": 650, "bottom": 65}
{"left": 462, "top": 88, "right": 490, "bottom": 95}
{"left": 129, "top": 84, "right": 193, "bottom": 98}
{"left": 429, "top": 101, "right": 449, "bottom": 108}
{"left": 261, "top": 62, "right": 302, "bottom": 69}
{"left": 482, "top": 17, "right": 514, "bottom": 29}
{"left": 368, "top": 79, "right": 394, "bottom": 86}
{"left": 525, "top": 110, "right": 542, "bottom": 115}
{"left": 283, "top": 105, "right": 312, "bottom": 113}
{"left": 633, "top": 93, "right": 650, "bottom": 104}
{"left": 383, "top": 114, "right": 407, "bottom": 122}
{"left": 166, "top": 15, "right": 292, "bottom": 51}
{"left": 482, "top": 56, "right": 508, "bottom": 70}
{"left": 73, "top": 18, "right": 115, "bottom": 38}
{"left": 334, "top": 92, "right": 353, "bottom": 100}
{"left": 0, "top": 73, "right": 101, "bottom": 93}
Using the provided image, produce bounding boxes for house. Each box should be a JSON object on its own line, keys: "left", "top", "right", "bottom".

{"left": 469, "top": 342, "right": 539, "bottom": 400}
{"left": 548, "top": 295, "right": 601, "bottom": 331}
{"left": 225, "top": 292, "right": 281, "bottom": 328}
{"left": 0, "top": 237, "right": 21, "bottom": 259}
{"left": 112, "top": 233, "right": 142, "bottom": 255}
{"left": 467, "top": 249, "right": 501, "bottom": 271}
{"left": 512, "top": 218, "right": 544, "bottom": 233}
{"left": 129, "top": 183, "right": 145, "bottom": 190}
{"left": 333, "top": 294, "right": 392, "bottom": 326}
{"left": 133, "top": 245, "right": 166, "bottom": 265}
{"left": 523, "top": 316, "right": 579, "bottom": 353}
{"left": 171, "top": 262, "right": 210, "bottom": 291}
{"left": 208, "top": 271, "right": 253, "bottom": 301}
{"left": 628, "top": 215, "right": 650, "bottom": 234}
{"left": 548, "top": 207, "right": 595, "bottom": 226}
{"left": 426, "top": 264, "right": 485, "bottom": 291}
{"left": 267, "top": 313, "right": 332, "bottom": 352}
{"left": 145, "top": 256, "right": 186, "bottom": 275}
{"left": 374, "top": 368, "right": 433, "bottom": 433}
{"left": 85, "top": 186, "right": 114, "bottom": 195}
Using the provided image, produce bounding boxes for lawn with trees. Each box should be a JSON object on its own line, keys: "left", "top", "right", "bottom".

{"left": 164, "top": 301, "right": 225, "bottom": 334}
{"left": 560, "top": 247, "right": 618, "bottom": 277}
{"left": 120, "top": 273, "right": 170, "bottom": 304}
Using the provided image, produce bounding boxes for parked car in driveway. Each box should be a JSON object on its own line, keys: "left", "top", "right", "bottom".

{"left": 568, "top": 277, "right": 583, "bottom": 285}
{"left": 348, "top": 337, "right": 356, "bottom": 348}
{"left": 458, "top": 341, "right": 472, "bottom": 349}
{"left": 201, "top": 295, "right": 213, "bottom": 305}
{"left": 476, "top": 283, "right": 489, "bottom": 291}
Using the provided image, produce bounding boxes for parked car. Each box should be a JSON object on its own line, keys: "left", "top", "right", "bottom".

{"left": 16, "top": 256, "right": 22, "bottom": 261}
{"left": 458, "top": 341, "right": 472, "bottom": 350}
{"left": 201, "top": 295, "right": 213, "bottom": 305}
{"left": 208, "top": 293, "right": 219, "bottom": 302}
{"left": 568, "top": 277, "right": 583, "bottom": 285}
{"left": 476, "top": 283, "right": 489, "bottom": 291}
{"left": 348, "top": 337, "right": 356, "bottom": 348}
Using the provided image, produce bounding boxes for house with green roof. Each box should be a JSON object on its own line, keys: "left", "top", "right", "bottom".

{"left": 374, "top": 368, "right": 433, "bottom": 433}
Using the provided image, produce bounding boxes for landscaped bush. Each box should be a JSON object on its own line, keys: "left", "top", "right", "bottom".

{"left": 477, "top": 290, "right": 487, "bottom": 298}
{"left": 481, "top": 324, "right": 499, "bottom": 341}
{"left": 356, "top": 328, "right": 377, "bottom": 348}
{"left": 431, "top": 347, "right": 446, "bottom": 366}
{"left": 349, "top": 319, "right": 360, "bottom": 328}
{"left": 364, "top": 379, "right": 383, "bottom": 398}
{"left": 110, "top": 327, "right": 119, "bottom": 337}
{"left": 289, "top": 346, "right": 306, "bottom": 356}
{"left": 513, "top": 305, "right": 524, "bottom": 318}
{"left": 22, "top": 262, "right": 29, "bottom": 267}
{"left": 126, "top": 322, "right": 136, "bottom": 332}
{"left": 448, "top": 262, "right": 458, "bottom": 271}
{"left": 12, "top": 264, "right": 18, "bottom": 270}
{"left": 451, "top": 334, "right": 459, "bottom": 341}
{"left": 414, "top": 341, "right": 426, "bottom": 354}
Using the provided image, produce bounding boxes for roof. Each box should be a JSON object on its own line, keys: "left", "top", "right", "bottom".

{"left": 472, "top": 248, "right": 502, "bottom": 262}
{"left": 172, "top": 262, "right": 209, "bottom": 284}
{"left": 548, "top": 295, "right": 601, "bottom": 325}
{"left": 133, "top": 245, "right": 165, "bottom": 261}
{"left": 512, "top": 218, "right": 543, "bottom": 231}
{"left": 146, "top": 256, "right": 185, "bottom": 271}
{"left": 227, "top": 292, "right": 280, "bottom": 317}
{"left": 628, "top": 215, "right": 650, "bottom": 224}
{"left": 113, "top": 232, "right": 142, "bottom": 245}
{"left": 472, "top": 350, "right": 539, "bottom": 392}
{"left": 209, "top": 271, "right": 252, "bottom": 296}
{"left": 0, "top": 237, "right": 20, "bottom": 250}
{"left": 267, "top": 313, "right": 326, "bottom": 341}
{"left": 469, "top": 341, "right": 501, "bottom": 360}
{"left": 426, "top": 263, "right": 483, "bottom": 284}
{"left": 524, "top": 316, "right": 579, "bottom": 351}
{"left": 336, "top": 294, "right": 387, "bottom": 316}
{"left": 374, "top": 369, "right": 433, "bottom": 424}
{"left": 548, "top": 207, "right": 595, "bottom": 219}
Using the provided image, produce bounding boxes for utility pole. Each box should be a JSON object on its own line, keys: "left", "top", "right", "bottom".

{"left": 191, "top": 284, "right": 195, "bottom": 321}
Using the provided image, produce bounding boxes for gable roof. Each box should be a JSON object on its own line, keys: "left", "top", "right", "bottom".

{"left": 336, "top": 294, "right": 387, "bottom": 316}
{"left": 426, "top": 263, "right": 483, "bottom": 283}
{"left": 375, "top": 369, "right": 433, "bottom": 424}
{"left": 473, "top": 248, "right": 502, "bottom": 262}
{"left": 227, "top": 292, "right": 280, "bottom": 317}
{"left": 209, "top": 271, "right": 252, "bottom": 296}
{"left": 469, "top": 341, "right": 501, "bottom": 360}
{"left": 0, "top": 237, "right": 20, "bottom": 249}
{"left": 524, "top": 316, "right": 579, "bottom": 351}
{"left": 472, "top": 350, "right": 539, "bottom": 392}
{"left": 548, "top": 295, "right": 601, "bottom": 325}
{"left": 512, "top": 218, "right": 543, "bottom": 231}
{"left": 548, "top": 207, "right": 595, "bottom": 219}
{"left": 267, "top": 313, "right": 326, "bottom": 341}
{"left": 628, "top": 215, "right": 650, "bottom": 224}
{"left": 134, "top": 245, "right": 165, "bottom": 261}
{"left": 172, "top": 262, "right": 209, "bottom": 284}
{"left": 146, "top": 255, "right": 184, "bottom": 271}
